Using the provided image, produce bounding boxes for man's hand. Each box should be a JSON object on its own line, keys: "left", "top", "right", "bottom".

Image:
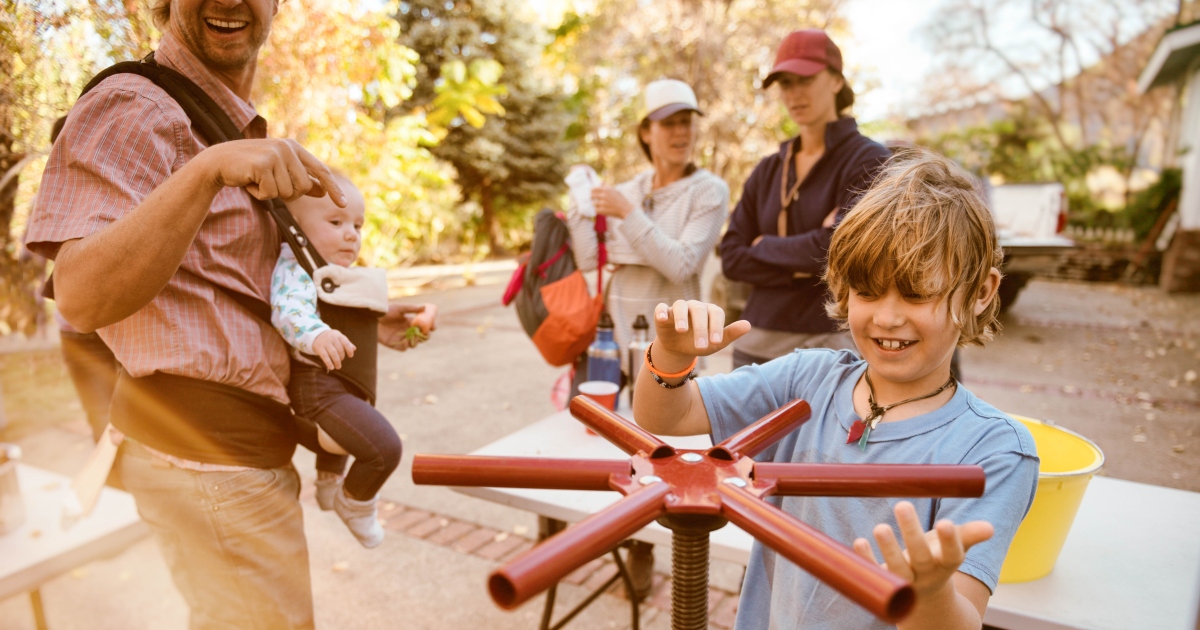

{"left": 591, "top": 186, "right": 634, "bottom": 219}
{"left": 409, "top": 303, "right": 438, "bottom": 336}
{"left": 378, "top": 303, "right": 433, "bottom": 351}
{"left": 312, "top": 329, "right": 355, "bottom": 370}
{"left": 200, "top": 138, "right": 346, "bottom": 206}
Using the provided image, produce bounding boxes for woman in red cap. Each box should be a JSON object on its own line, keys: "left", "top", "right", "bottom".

{"left": 719, "top": 29, "right": 891, "bottom": 368}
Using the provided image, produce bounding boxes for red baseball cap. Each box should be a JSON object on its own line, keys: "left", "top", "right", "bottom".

{"left": 763, "top": 29, "right": 843, "bottom": 89}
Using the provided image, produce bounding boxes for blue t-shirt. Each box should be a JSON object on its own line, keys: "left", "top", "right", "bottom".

{"left": 697, "top": 349, "right": 1039, "bottom": 630}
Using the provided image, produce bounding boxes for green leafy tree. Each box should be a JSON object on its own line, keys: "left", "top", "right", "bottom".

{"left": 394, "top": 0, "right": 573, "bottom": 256}
{"left": 548, "top": 0, "right": 848, "bottom": 192}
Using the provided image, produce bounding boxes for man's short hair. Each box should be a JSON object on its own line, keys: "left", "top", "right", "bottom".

{"left": 151, "top": 0, "right": 169, "bottom": 29}
{"left": 823, "top": 147, "right": 1003, "bottom": 347}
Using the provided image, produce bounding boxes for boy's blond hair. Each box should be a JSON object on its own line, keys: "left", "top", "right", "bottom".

{"left": 823, "top": 148, "right": 1003, "bottom": 347}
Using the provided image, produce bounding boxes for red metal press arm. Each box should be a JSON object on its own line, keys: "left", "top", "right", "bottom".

{"left": 570, "top": 396, "right": 675, "bottom": 458}
{"left": 488, "top": 482, "right": 671, "bottom": 609}
{"left": 717, "top": 483, "right": 915, "bottom": 623}
{"left": 711, "top": 399, "right": 812, "bottom": 459}
{"left": 412, "top": 455, "right": 630, "bottom": 491}
{"left": 756, "top": 463, "right": 985, "bottom": 498}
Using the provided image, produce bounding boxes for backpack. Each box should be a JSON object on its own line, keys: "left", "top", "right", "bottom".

{"left": 503, "top": 208, "right": 606, "bottom": 367}
{"left": 47, "top": 54, "right": 385, "bottom": 404}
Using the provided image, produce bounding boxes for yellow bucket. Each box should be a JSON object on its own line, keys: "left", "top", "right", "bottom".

{"left": 998, "top": 415, "right": 1104, "bottom": 583}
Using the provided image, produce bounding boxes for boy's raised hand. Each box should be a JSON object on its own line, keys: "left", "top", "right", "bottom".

{"left": 653, "top": 300, "right": 750, "bottom": 358}
{"left": 852, "top": 501, "right": 994, "bottom": 602}
{"left": 312, "top": 329, "right": 356, "bottom": 371}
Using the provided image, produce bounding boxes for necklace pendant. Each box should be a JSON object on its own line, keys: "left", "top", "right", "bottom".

{"left": 846, "top": 420, "right": 866, "bottom": 444}
{"left": 857, "top": 423, "right": 872, "bottom": 451}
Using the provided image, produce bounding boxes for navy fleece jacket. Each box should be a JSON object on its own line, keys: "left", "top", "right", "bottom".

{"left": 720, "top": 117, "right": 890, "bottom": 334}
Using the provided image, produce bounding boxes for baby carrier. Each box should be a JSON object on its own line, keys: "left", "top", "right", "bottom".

{"left": 49, "top": 54, "right": 386, "bottom": 404}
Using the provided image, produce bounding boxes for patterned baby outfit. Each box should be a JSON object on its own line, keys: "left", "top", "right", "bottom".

{"left": 271, "top": 247, "right": 330, "bottom": 358}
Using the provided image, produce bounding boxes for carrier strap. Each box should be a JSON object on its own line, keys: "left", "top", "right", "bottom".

{"left": 72, "top": 54, "right": 330, "bottom": 320}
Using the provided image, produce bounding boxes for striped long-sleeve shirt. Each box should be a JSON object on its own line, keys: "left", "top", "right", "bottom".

{"left": 566, "top": 168, "right": 729, "bottom": 372}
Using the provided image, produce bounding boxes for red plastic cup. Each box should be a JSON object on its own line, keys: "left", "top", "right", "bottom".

{"left": 578, "top": 381, "right": 619, "bottom": 412}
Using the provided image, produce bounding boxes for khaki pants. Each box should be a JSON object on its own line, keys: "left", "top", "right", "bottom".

{"left": 119, "top": 442, "right": 313, "bottom": 630}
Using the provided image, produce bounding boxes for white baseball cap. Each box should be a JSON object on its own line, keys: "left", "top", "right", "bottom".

{"left": 642, "top": 79, "right": 704, "bottom": 121}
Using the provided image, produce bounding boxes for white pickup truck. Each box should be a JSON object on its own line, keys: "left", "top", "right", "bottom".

{"left": 707, "top": 181, "right": 1075, "bottom": 317}
{"left": 988, "top": 182, "right": 1076, "bottom": 310}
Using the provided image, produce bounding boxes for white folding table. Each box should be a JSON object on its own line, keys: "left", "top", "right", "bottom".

{"left": 0, "top": 464, "right": 149, "bottom": 630}
{"left": 453, "top": 409, "right": 1200, "bottom": 630}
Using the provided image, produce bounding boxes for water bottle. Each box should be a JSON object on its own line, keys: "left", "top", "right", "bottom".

{"left": 586, "top": 311, "right": 622, "bottom": 389}
{"left": 627, "top": 314, "right": 651, "bottom": 403}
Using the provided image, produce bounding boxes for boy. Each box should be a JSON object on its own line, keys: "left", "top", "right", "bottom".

{"left": 273, "top": 174, "right": 436, "bottom": 548}
{"left": 632, "top": 149, "right": 1039, "bottom": 628}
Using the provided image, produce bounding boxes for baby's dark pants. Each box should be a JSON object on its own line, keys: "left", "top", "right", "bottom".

{"left": 290, "top": 361, "right": 401, "bottom": 501}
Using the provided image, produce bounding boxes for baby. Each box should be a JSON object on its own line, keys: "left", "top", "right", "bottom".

{"left": 272, "top": 173, "right": 435, "bottom": 548}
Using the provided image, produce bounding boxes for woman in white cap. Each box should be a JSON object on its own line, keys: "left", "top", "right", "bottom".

{"left": 567, "top": 79, "right": 730, "bottom": 377}
{"left": 719, "top": 29, "right": 891, "bottom": 369}
{"left": 565, "top": 79, "right": 728, "bottom": 599}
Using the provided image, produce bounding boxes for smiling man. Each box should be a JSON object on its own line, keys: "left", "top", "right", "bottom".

{"left": 24, "top": 1, "right": 418, "bottom": 627}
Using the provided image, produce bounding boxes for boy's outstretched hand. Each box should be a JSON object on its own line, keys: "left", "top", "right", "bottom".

{"left": 653, "top": 300, "right": 751, "bottom": 358}
{"left": 853, "top": 501, "right": 994, "bottom": 627}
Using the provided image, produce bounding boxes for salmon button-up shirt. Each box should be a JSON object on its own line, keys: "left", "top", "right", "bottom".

{"left": 25, "top": 31, "right": 290, "bottom": 407}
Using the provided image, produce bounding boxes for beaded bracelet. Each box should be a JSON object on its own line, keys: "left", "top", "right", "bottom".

{"left": 644, "top": 342, "right": 697, "bottom": 389}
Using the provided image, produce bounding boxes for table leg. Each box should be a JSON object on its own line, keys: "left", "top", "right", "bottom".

{"left": 30, "top": 589, "right": 48, "bottom": 630}
{"left": 534, "top": 516, "right": 641, "bottom": 630}
{"left": 611, "top": 543, "right": 640, "bottom": 630}
{"left": 539, "top": 517, "right": 566, "bottom": 630}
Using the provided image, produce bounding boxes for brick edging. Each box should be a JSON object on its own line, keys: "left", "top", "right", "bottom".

{"left": 303, "top": 489, "right": 741, "bottom": 628}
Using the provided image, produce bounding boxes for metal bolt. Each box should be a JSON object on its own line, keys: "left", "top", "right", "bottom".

{"left": 639, "top": 475, "right": 663, "bottom": 485}
{"left": 722, "top": 477, "right": 748, "bottom": 488}
{"left": 680, "top": 453, "right": 703, "bottom": 463}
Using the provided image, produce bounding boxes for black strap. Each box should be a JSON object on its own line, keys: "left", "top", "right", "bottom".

{"left": 69, "top": 54, "right": 329, "bottom": 321}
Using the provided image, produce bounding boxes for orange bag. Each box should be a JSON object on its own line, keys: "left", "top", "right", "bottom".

{"left": 505, "top": 209, "right": 606, "bottom": 366}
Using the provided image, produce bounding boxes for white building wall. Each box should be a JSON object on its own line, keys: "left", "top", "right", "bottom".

{"left": 1180, "top": 67, "right": 1200, "bottom": 229}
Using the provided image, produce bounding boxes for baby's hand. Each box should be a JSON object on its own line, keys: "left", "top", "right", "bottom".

{"left": 852, "top": 502, "right": 994, "bottom": 600}
{"left": 653, "top": 300, "right": 750, "bottom": 358}
{"left": 312, "top": 329, "right": 356, "bottom": 371}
